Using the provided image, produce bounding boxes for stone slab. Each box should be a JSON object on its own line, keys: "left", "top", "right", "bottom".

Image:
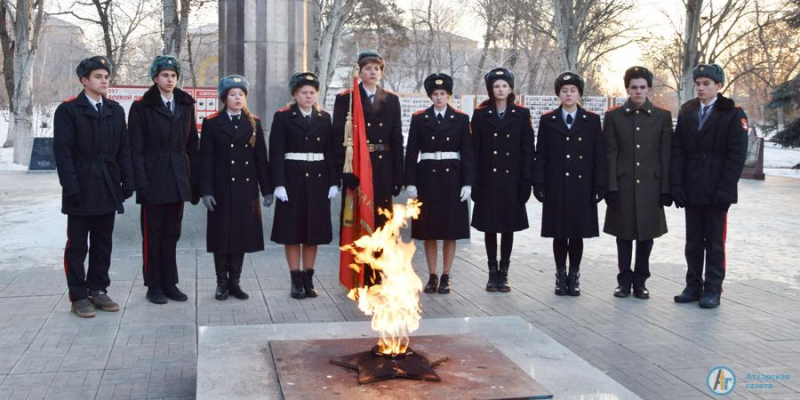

{"left": 197, "top": 316, "right": 643, "bottom": 400}
{"left": 270, "top": 335, "right": 552, "bottom": 399}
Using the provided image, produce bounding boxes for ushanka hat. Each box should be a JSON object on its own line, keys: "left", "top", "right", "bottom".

{"left": 150, "top": 55, "right": 181, "bottom": 79}
{"left": 423, "top": 73, "right": 453, "bottom": 96}
{"left": 554, "top": 71, "right": 584, "bottom": 96}
{"left": 218, "top": 75, "right": 249, "bottom": 99}
{"left": 76, "top": 56, "right": 112, "bottom": 79}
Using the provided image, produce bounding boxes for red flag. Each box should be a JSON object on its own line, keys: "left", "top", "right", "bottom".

{"left": 339, "top": 77, "right": 375, "bottom": 290}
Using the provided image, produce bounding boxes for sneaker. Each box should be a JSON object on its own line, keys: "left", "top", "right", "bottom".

{"left": 88, "top": 289, "right": 120, "bottom": 311}
{"left": 71, "top": 299, "right": 97, "bottom": 318}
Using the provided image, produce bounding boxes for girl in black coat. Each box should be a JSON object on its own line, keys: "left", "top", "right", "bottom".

{"left": 404, "top": 73, "right": 474, "bottom": 295}
{"left": 199, "top": 75, "right": 273, "bottom": 301}
{"left": 471, "top": 68, "right": 535, "bottom": 293}
{"left": 533, "top": 72, "right": 607, "bottom": 297}
{"left": 270, "top": 72, "right": 339, "bottom": 300}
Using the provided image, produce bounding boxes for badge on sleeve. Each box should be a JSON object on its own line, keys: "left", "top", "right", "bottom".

{"left": 741, "top": 118, "right": 749, "bottom": 131}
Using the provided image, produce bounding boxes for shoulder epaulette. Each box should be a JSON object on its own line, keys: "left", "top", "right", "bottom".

{"left": 205, "top": 112, "right": 220, "bottom": 120}
{"left": 585, "top": 110, "right": 597, "bottom": 115}
{"left": 412, "top": 109, "right": 426, "bottom": 116}
{"left": 383, "top": 88, "right": 397, "bottom": 95}
{"left": 607, "top": 104, "right": 624, "bottom": 112}
{"left": 453, "top": 108, "right": 469, "bottom": 116}
{"left": 338, "top": 89, "right": 352, "bottom": 96}
{"left": 542, "top": 110, "right": 554, "bottom": 115}
{"left": 277, "top": 106, "right": 291, "bottom": 112}
{"left": 62, "top": 96, "right": 77, "bottom": 103}
{"left": 474, "top": 104, "right": 488, "bottom": 110}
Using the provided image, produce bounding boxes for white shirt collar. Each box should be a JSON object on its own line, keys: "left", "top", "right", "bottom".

{"left": 700, "top": 97, "right": 717, "bottom": 108}
{"left": 434, "top": 106, "right": 447, "bottom": 118}
{"left": 161, "top": 93, "right": 174, "bottom": 105}
{"left": 298, "top": 107, "right": 313, "bottom": 117}
{"left": 227, "top": 110, "right": 241, "bottom": 119}
{"left": 362, "top": 85, "right": 376, "bottom": 98}
{"left": 84, "top": 93, "right": 102, "bottom": 108}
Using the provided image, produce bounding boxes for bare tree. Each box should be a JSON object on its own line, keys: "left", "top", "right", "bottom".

{"left": 0, "top": 0, "right": 46, "bottom": 165}
{"left": 311, "top": 0, "right": 359, "bottom": 101}
{"left": 162, "top": 0, "right": 213, "bottom": 59}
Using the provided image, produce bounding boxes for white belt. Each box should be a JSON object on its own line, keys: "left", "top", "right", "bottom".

{"left": 419, "top": 151, "right": 460, "bottom": 161}
{"left": 284, "top": 152, "right": 325, "bottom": 162}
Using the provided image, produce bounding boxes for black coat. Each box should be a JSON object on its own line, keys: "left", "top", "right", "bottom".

{"left": 269, "top": 104, "right": 337, "bottom": 245}
{"left": 54, "top": 92, "right": 134, "bottom": 216}
{"left": 534, "top": 106, "right": 607, "bottom": 238}
{"left": 670, "top": 94, "right": 748, "bottom": 206}
{"left": 199, "top": 111, "right": 271, "bottom": 253}
{"left": 404, "top": 105, "right": 474, "bottom": 240}
{"left": 333, "top": 83, "right": 404, "bottom": 226}
{"left": 129, "top": 85, "right": 200, "bottom": 205}
{"left": 470, "top": 102, "right": 535, "bottom": 233}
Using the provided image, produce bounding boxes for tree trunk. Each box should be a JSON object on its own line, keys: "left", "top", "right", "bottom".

{"left": 553, "top": 0, "right": 578, "bottom": 72}
{"left": 680, "top": 0, "right": 703, "bottom": 105}
{"left": 162, "top": 0, "right": 189, "bottom": 58}
{"left": 3, "top": 116, "right": 15, "bottom": 148}
{"left": 11, "top": 0, "right": 39, "bottom": 165}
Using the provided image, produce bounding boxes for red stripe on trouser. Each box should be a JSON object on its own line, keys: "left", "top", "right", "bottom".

{"left": 722, "top": 212, "right": 727, "bottom": 272}
{"left": 64, "top": 228, "right": 71, "bottom": 302}
{"left": 143, "top": 207, "right": 148, "bottom": 282}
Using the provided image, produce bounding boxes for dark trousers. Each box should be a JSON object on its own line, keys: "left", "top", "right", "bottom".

{"left": 141, "top": 202, "right": 184, "bottom": 288}
{"left": 553, "top": 238, "right": 583, "bottom": 274}
{"left": 64, "top": 213, "right": 115, "bottom": 302}
{"left": 616, "top": 238, "right": 654, "bottom": 289}
{"left": 684, "top": 206, "right": 727, "bottom": 293}
{"left": 485, "top": 232, "right": 514, "bottom": 263}
{"left": 213, "top": 252, "right": 244, "bottom": 282}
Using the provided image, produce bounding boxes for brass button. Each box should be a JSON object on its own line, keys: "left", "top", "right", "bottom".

{"left": 505, "top": 169, "right": 510, "bottom": 174}
{"left": 636, "top": 127, "right": 640, "bottom": 131}
{"left": 446, "top": 137, "right": 450, "bottom": 141}
{"left": 578, "top": 137, "right": 582, "bottom": 141}
{"left": 379, "top": 123, "right": 383, "bottom": 127}
{"left": 317, "top": 137, "right": 321, "bottom": 142}
{"left": 305, "top": 173, "right": 309, "bottom": 177}
{"left": 636, "top": 110, "right": 639, "bottom": 114}
{"left": 494, "top": 133, "right": 498, "bottom": 137}
{"left": 230, "top": 144, "right": 234, "bottom": 148}
{"left": 305, "top": 137, "right": 309, "bottom": 140}
{"left": 636, "top": 179, "right": 641, "bottom": 184}
{"left": 231, "top": 160, "right": 235, "bottom": 164}
{"left": 378, "top": 155, "right": 383, "bottom": 159}
{"left": 445, "top": 168, "right": 450, "bottom": 172}
{"left": 246, "top": 178, "right": 250, "bottom": 182}
{"left": 506, "top": 152, "right": 510, "bottom": 156}
{"left": 231, "top": 177, "right": 235, "bottom": 182}
{"left": 493, "top": 168, "right": 497, "bottom": 172}
{"left": 432, "top": 169, "right": 437, "bottom": 173}
{"left": 379, "top": 139, "right": 383, "bottom": 143}
{"left": 566, "top": 137, "right": 570, "bottom": 141}
{"left": 245, "top": 144, "right": 248, "bottom": 148}
{"left": 636, "top": 144, "right": 641, "bottom": 148}
{"left": 578, "top": 175, "right": 582, "bottom": 179}
{"left": 367, "top": 122, "right": 371, "bottom": 127}
{"left": 636, "top": 162, "right": 640, "bottom": 166}
{"left": 318, "top": 173, "right": 322, "bottom": 177}
{"left": 506, "top": 134, "right": 510, "bottom": 138}
{"left": 566, "top": 154, "right": 571, "bottom": 159}
{"left": 565, "top": 172, "right": 570, "bottom": 176}
{"left": 579, "top": 155, "right": 583, "bottom": 160}
{"left": 493, "top": 151, "right": 498, "bottom": 155}
{"left": 431, "top": 136, "right": 435, "bottom": 140}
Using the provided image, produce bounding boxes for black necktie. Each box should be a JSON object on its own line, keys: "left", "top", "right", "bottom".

{"left": 369, "top": 94, "right": 375, "bottom": 104}
{"left": 95, "top": 102, "right": 102, "bottom": 115}
{"left": 566, "top": 114, "right": 574, "bottom": 126}
{"left": 498, "top": 111, "right": 504, "bottom": 120}
{"left": 437, "top": 113, "right": 443, "bottom": 124}
{"left": 304, "top": 115, "right": 311, "bottom": 126}
{"left": 165, "top": 101, "right": 172, "bottom": 114}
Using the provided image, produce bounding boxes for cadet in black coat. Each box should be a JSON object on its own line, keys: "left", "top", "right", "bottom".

{"left": 270, "top": 72, "right": 339, "bottom": 300}
{"left": 200, "top": 75, "right": 273, "bottom": 302}
{"left": 471, "top": 68, "right": 535, "bottom": 293}
{"left": 671, "top": 64, "right": 748, "bottom": 309}
{"left": 129, "top": 55, "right": 199, "bottom": 305}
{"left": 533, "top": 72, "right": 607, "bottom": 297}
{"left": 54, "top": 56, "right": 133, "bottom": 318}
{"left": 404, "top": 73, "right": 474, "bottom": 295}
{"left": 333, "top": 50, "right": 404, "bottom": 230}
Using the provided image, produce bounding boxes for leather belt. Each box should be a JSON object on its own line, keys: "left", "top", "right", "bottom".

{"left": 419, "top": 151, "right": 460, "bottom": 161}
{"left": 368, "top": 144, "right": 390, "bottom": 152}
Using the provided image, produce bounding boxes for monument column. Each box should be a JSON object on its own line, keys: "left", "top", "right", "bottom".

{"left": 219, "top": 0, "right": 312, "bottom": 131}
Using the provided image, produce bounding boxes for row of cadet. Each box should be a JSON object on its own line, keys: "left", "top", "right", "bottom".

{"left": 53, "top": 51, "right": 747, "bottom": 318}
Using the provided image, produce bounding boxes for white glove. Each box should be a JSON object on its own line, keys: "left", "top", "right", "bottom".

{"left": 459, "top": 185, "right": 471, "bottom": 202}
{"left": 327, "top": 185, "right": 339, "bottom": 199}
{"left": 274, "top": 186, "right": 289, "bottom": 202}
{"left": 407, "top": 185, "right": 418, "bottom": 199}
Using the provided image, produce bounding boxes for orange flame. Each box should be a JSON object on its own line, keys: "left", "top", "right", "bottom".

{"left": 342, "top": 199, "right": 423, "bottom": 356}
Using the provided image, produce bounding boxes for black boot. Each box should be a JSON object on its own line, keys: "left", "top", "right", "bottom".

{"left": 438, "top": 274, "right": 451, "bottom": 294}
{"left": 555, "top": 267, "right": 568, "bottom": 296}
{"left": 302, "top": 269, "right": 318, "bottom": 298}
{"left": 228, "top": 254, "right": 249, "bottom": 300}
{"left": 423, "top": 274, "right": 439, "bottom": 293}
{"left": 497, "top": 260, "right": 511, "bottom": 292}
{"left": 486, "top": 261, "right": 499, "bottom": 292}
{"left": 290, "top": 270, "right": 306, "bottom": 299}
{"left": 213, "top": 254, "right": 230, "bottom": 301}
{"left": 567, "top": 266, "right": 581, "bottom": 297}
{"left": 674, "top": 285, "right": 703, "bottom": 303}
